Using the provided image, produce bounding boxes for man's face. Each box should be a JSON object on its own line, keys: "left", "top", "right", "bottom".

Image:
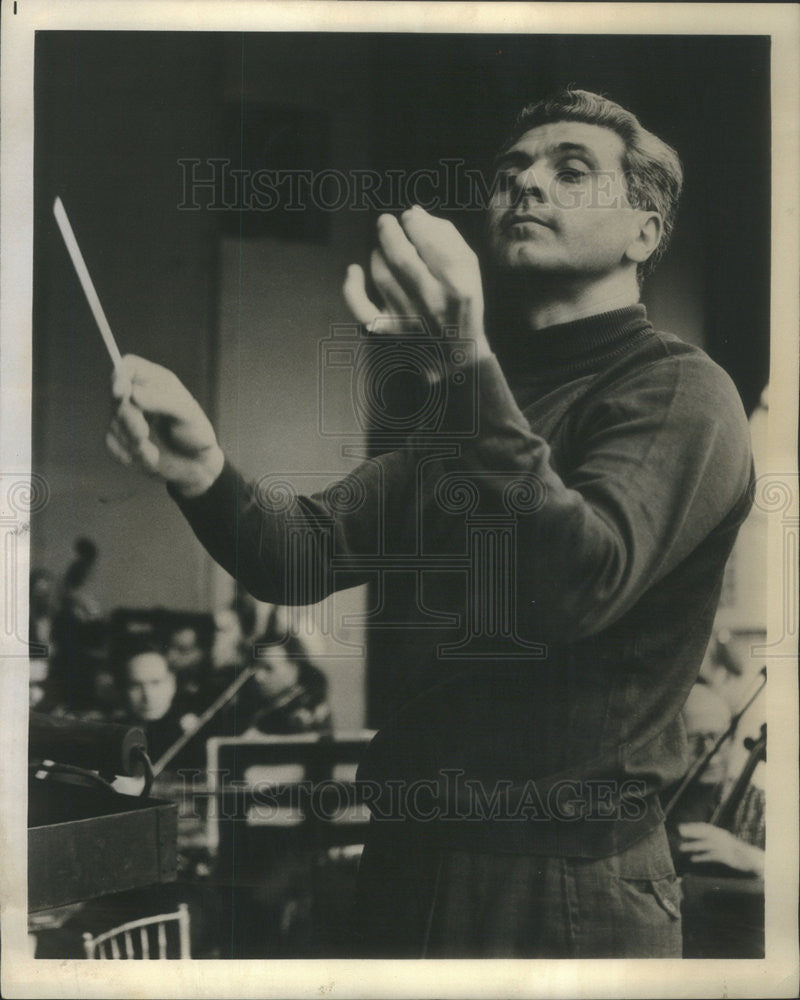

{"left": 167, "top": 627, "right": 203, "bottom": 673}
{"left": 253, "top": 652, "right": 299, "bottom": 700}
{"left": 683, "top": 686, "right": 732, "bottom": 785}
{"left": 125, "top": 652, "right": 176, "bottom": 721}
{"left": 486, "top": 121, "right": 644, "bottom": 279}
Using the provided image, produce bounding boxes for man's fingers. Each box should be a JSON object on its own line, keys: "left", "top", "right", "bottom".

{"left": 105, "top": 429, "right": 132, "bottom": 466}
{"left": 677, "top": 830, "right": 709, "bottom": 845}
{"left": 343, "top": 264, "right": 383, "bottom": 330}
{"left": 677, "top": 823, "right": 708, "bottom": 837}
{"left": 112, "top": 353, "right": 194, "bottom": 421}
{"left": 399, "top": 205, "right": 481, "bottom": 297}
{"left": 112, "top": 354, "right": 163, "bottom": 402}
{"left": 109, "top": 413, "right": 138, "bottom": 455}
{"left": 111, "top": 366, "right": 133, "bottom": 403}
{"left": 135, "top": 437, "right": 161, "bottom": 474}
{"left": 376, "top": 214, "right": 448, "bottom": 317}
{"left": 107, "top": 408, "right": 160, "bottom": 472}
{"left": 116, "top": 398, "right": 151, "bottom": 446}
{"left": 369, "top": 247, "right": 416, "bottom": 318}
{"left": 678, "top": 839, "right": 708, "bottom": 851}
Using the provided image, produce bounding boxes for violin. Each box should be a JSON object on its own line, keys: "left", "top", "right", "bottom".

{"left": 710, "top": 722, "right": 766, "bottom": 831}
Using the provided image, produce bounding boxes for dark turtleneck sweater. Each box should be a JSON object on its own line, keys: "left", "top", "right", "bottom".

{"left": 171, "top": 304, "right": 753, "bottom": 857}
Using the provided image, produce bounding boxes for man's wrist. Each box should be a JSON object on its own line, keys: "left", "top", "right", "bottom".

{"left": 173, "top": 445, "right": 226, "bottom": 499}
{"left": 737, "top": 841, "right": 765, "bottom": 877}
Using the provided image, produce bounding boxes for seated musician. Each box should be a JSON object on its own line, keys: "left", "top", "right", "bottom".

{"left": 116, "top": 639, "right": 203, "bottom": 769}
{"left": 212, "top": 605, "right": 332, "bottom": 738}
{"left": 667, "top": 682, "right": 764, "bottom": 878}
{"left": 165, "top": 621, "right": 215, "bottom": 706}
{"left": 665, "top": 681, "right": 765, "bottom": 959}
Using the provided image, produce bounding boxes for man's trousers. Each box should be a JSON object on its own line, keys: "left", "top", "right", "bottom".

{"left": 352, "top": 820, "right": 682, "bottom": 957}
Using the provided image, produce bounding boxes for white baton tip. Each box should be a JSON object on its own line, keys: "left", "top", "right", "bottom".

{"left": 52, "top": 195, "right": 123, "bottom": 370}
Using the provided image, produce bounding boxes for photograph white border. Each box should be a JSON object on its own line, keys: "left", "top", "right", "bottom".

{"left": 2, "top": 3, "right": 797, "bottom": 998}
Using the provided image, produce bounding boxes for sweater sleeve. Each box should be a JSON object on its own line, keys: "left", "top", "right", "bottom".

{"left": 171, "top": 349, "right": 753, "bottom": 637}
{"left": 453, "top": 351, "right": 753, "bottom": 639}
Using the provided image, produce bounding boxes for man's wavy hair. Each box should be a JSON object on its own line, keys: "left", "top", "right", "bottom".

{"left": 503, "top": 89, "right": 684, "bottom": 278}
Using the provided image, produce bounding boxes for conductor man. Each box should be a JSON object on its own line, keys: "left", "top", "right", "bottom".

{"left": 106, "top": 90, "right": 753, "bottom": 957}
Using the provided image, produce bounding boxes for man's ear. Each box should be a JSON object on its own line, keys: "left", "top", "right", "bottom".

{"left": 624, "top": 212, "right": 663, "bottom": 265}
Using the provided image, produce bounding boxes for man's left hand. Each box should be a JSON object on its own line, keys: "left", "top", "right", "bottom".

{"left": 343, "top": 206, "right": 492, "bottom": 358}
{"left": 678, "top": 822, "right": 764, "bottom": 876}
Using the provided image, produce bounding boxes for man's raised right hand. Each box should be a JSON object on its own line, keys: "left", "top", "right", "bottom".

{"left": 106, "top": 355, "right": 225, "bottom": 498}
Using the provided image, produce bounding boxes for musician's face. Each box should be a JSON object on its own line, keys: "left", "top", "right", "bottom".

{"left": 125, "top": 652, "right": 177, "bottom": 721}
{"left": 253, "top": 652, "right": 299, "bottom": 699}
{"left": 683, "top": 686, "right": 731, "bottom": 785}
{"left": 167, "top": 627, "right": 204, "bottom": 673}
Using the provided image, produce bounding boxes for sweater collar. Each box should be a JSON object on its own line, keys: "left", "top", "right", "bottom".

{"left": 496, "top": 303, "right": 653, "bottom": 380}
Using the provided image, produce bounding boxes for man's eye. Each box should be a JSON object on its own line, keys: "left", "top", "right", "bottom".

{"left": 556, "top": 168, "right": 589, "bottom": 183}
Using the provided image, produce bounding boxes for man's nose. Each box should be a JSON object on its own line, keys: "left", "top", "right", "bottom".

{"left": 512, "top": 165, "right": 547, "bottom": 202}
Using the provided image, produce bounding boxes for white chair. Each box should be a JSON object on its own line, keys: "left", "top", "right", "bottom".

{"left": 82, "top": 902, "right": 190, "bottom": 959}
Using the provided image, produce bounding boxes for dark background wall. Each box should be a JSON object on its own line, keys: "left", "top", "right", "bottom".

{"left": 33, "top": 33, "right": 224, "bottom": 611}
{"left": 33, "top": 32, "right": 770, "bottom": 728}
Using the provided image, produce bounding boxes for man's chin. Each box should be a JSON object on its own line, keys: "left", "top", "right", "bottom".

{"left": 490, "top": 243, "right": 559, "bottom": 273}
